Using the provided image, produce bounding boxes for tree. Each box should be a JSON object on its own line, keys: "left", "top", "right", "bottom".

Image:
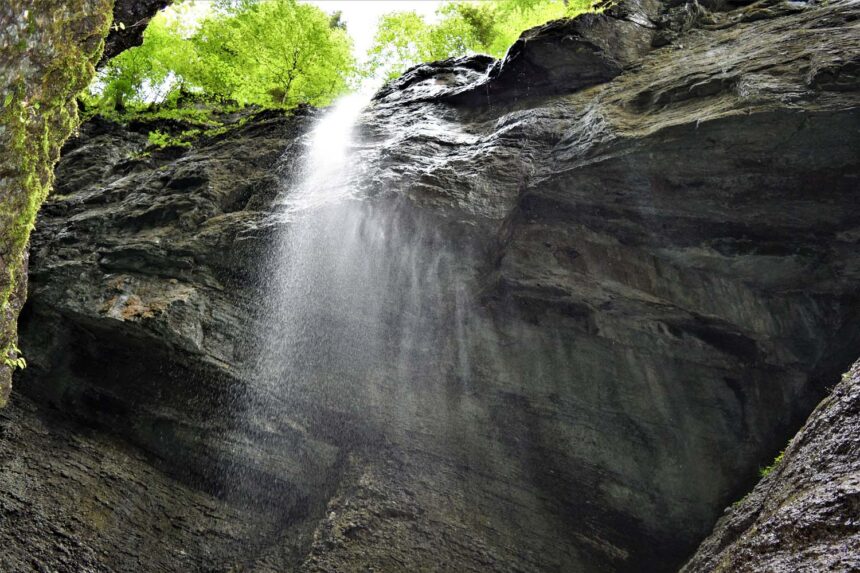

{"left": 91, "top": 0, "right": 355, "bottom": 111}
{"left": 97, "top": 12, "right": 192, "bottom": 110}
{"left": 192, "top": 0, "right": 354, "bottom": 107}
{"left": 364, "top": 0, "right": 596, "bottom": 81}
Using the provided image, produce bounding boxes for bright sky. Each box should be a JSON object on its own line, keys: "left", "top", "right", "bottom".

{"left": 306, "top": 1, "right": 446, "bottom": 56}
{"left": 169, "top": 1, "right": 449, "bottom": 59}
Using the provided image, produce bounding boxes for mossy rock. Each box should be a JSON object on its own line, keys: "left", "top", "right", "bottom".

{"left": 0, "top": 0, "right": 113, "bottom": 405}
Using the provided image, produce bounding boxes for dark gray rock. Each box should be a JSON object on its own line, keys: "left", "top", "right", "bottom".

{"left": 3, "top": 0, "right": 859, "bottom": 571}
{"left": 101, "top": 0, "right": 172, "bottom": 63}
{"left": 0, "top": 394, "right": 316, "bottom": 572}
{"left": 376, "top": 0, "right": 664, "bottom": 106}
{"left": 475, "top": 0, "right": 662, "bottom": 100}
{"left": 373, "top": 54, "right": 497, "bottom": 105}
{"left": 22, "top": 108, "right": 343, "bottom": 502}
{"left": 682, "top": 358, "right": 860, "bottom": 572}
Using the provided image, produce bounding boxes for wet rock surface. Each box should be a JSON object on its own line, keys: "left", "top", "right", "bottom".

{"left": 0, "top": 394, "right": 313, "bottom": 572}
{"left": 3, "top": 0, "right": 859, "bottom": 571}
{"left": 0, "top": 0, "right": 171, "bottom": 407}
{"left": 0, "top": 0, "right": 113, "bottom": 407}
{"left": 682, "top": 358, "right": 860, "bottom": 573}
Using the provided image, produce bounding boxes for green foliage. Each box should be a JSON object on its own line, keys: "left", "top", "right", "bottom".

{"left": 89, "top": 0, "right": 600, "bottom": 117}
{"left": 0, "top": 0, "right": 113, "bottom": 404}
{"left": 194, "top": 0, "right": 354, "bottom": 106}
{"left": 148, "top": 129, "right": 192, "bottom": 149}
{"left": 89, "top": 0, "right": 355, "bottom": 114}
{"left": 365, "top": 0, "right": 598, "bottom": 81}
{"left": 3, "top": 344, "right": 26, "bottom": 371}
{"left": 146, "top": 123, "right": 234, "bottom": 150}
{"left": 147, "top": 123, "right": 238, "bottom": 149}
{"left": 93, "top": 11, "right": 193, "bottom": 112}
{"left": 759, "top": 450, "right": 785, "bottom": 478}
{"left": 138, "top": 105, "right": 221, "bottom": 126}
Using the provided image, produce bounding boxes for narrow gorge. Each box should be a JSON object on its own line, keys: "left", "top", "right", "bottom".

{"left": 0, "top": 0, "right": 858, "bottom": 571}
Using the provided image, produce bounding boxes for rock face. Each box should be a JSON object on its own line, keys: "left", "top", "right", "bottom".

{"left": 101, "top": 0, "right": 172, "bottom": 63}
{"left": 682, "top": 358, "right": 860, "bottom": 572}
{"left": 0, "top": 0, "right": 113, "bottom": 408}
{"left": 0, "top": 0, "right": 170, "bottom": 407}
{"left": 3, "top": 0, "right": 859, "bottom": 571}
{"left": 0, "top": 393, "right": 317, "bottom": 572}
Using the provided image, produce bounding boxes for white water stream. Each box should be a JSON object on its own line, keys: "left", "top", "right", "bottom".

{"left": 253, "top": 93, "right": 476, "bottom": 430}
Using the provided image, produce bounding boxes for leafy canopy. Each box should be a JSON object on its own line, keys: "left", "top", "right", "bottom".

{"left": 90, "top": 0, "right": 354, "bottom": 112}
{"left": 88, "top": 0, "right": 601, "bottom": 118}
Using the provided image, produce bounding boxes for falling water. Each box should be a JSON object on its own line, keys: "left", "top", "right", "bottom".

{"left": 251, "top": 92, "right": 477, "bottom": 445}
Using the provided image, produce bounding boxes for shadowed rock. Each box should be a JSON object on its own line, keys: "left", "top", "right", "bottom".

{"left": 376, "top": 0, "right": 664, "bottom": 106}
{"left": 682, "top": 358, "right": 860, "bottom": 572}
{"left": 0, "top": 0, "right": 172, "bottom": 407}
{"left": 101, "top": 0, "right": 172, "bottom": 63}
{"left": 476, "top": 0, "right": 662, "bottom": 100}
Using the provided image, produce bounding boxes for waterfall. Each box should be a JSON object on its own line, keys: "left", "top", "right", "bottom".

{"left": 251, "top": 93, "right": 476, "bottom": 444}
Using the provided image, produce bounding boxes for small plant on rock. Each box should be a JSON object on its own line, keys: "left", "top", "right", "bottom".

{"left": 3, "top": 344, "right": 26, "bottom": 371}
{"left": 759, "top": 450, "right": 785, "bottom": 478}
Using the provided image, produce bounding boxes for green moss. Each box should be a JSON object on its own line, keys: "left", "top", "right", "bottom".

{"left": 148, "top": 129, "right": 191, "bottom": 149}
{"left": 758, "top": 450, "right": 785, "bottom": 478}
{"left": 0, "top": 0, "right": 114, "bottom": 405}
{"left": 148, "top": 125, "right": 229, "bottom": 148}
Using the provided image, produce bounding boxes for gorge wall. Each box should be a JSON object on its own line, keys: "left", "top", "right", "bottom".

{"left": 0, "top": 0, "right": 170, "bottom": 406}
{"left": 1, "top": 0, "right": 858, "bottom": 571}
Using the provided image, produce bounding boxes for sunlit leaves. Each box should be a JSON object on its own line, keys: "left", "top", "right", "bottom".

{"left": 90, "top": 0, "right": 598, "bottom": 112}
{"left": 92, "top": 0, "right": 354, "bottom": 111}
{"left": 364, "top": 0, "right": 594, "bottom": 81}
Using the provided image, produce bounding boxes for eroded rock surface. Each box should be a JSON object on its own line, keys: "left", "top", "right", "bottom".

{"left": 0, "top": 0, "right": 112, "bottom": 408}
{"left": 0, "top": 0, "right": 171, "bottom": 406}
{"left": 0, "top": 394, "right": 314, "bottom": 572}
{"left": 3, "top": 0, "right": 859, "bottom": 571}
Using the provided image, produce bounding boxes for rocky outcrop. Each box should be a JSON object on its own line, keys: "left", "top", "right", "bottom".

{"left": 3, "top": 0, "right": 859, "bottom": 571}
{"left": 0, "top": 0, "right": 170, "bottom": 407}
{"left": 101, "top": 0, "right": 172, "bottom": 63}
{"left": 683, "top": 358, "right": 860, "bottom": 572}
{"left": 473, "top": 0, "right": 663, "bottom": 99}
{"left": 376, "top": 0, "right": 664, "bottom": 105}
{"left": 2, "top": 109, "right": 333, "bottom": 572}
